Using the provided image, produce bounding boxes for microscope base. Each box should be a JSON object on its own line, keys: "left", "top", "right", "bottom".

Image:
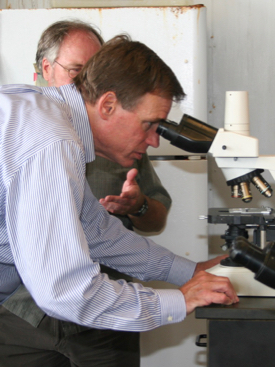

{"left": 207, "top": 264, "right": 275, "bottom": 297}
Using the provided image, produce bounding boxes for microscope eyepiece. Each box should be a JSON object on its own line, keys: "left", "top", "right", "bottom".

{"left": 156, "top": 114, "right": 217, "bottom": 153}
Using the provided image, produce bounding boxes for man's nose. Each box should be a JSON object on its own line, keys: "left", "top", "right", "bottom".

{"left": 146, "top": 130, "right": 160, "bottom": 148}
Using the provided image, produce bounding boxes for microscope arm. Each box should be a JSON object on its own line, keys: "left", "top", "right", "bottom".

{"left": 209, "top": 128, "right": 274, "bottom": 202}
{"left": 214, "top": 156, "right": 275, "bottom": 182}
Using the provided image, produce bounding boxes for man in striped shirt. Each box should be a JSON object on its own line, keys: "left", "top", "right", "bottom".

{"left": 0, "top": 35, "right": 238, "bottom": 366}
{"left": 37, "top": 19, "right": 172, "bottom": 366}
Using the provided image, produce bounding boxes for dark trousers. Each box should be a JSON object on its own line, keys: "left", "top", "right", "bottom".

{"left": 0, "top": 306, "right": 140, "bottom": 367}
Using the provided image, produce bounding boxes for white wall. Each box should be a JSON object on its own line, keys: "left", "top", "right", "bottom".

{"left": 0, "top": 6, "right": 207, "bottom": 157}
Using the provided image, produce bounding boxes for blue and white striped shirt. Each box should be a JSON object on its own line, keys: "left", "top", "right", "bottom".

{"left": 0, "top": 83, "right": 196, "bottom": 331}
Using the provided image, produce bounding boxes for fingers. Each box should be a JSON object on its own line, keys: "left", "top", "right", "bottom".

{"left": 180, "top": 271, "right": 239, "bottom": 315}
{"left": 99, "top": 196, "right": 128, "bottom": 214}
{"left": 197, "top": 271, "right": 238, "bottom": 302}
{"left": 101, "top": 168, "right": 141, "bottom": 214}
{"left": 99, "top": 194, "right": 138, "bottom": 215}
{"left": 194, "top": 255, "right": 228, "bottom": 274}
{"left": 101, "top": 195, "right": 128, "bottom": 204}
{"left": 215, "top": 254, "right": 228, "bottom": 261}
{"left": 126, "top": 168, "right": 138, "bottom": 183}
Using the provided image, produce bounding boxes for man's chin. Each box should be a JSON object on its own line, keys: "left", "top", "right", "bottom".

{"left": 120, "top": 158, "right": 137, "bottom": 168}
{"left": 100, "top": 153, "right": 139, "bottom": 167}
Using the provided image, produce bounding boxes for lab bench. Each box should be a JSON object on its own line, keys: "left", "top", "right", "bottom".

{"left": 195, "top": 297, "right": 275, "bottom": 367}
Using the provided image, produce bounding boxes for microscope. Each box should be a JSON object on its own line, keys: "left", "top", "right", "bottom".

{"left": 157, "top": 91, "right": 275, "bottom": 296}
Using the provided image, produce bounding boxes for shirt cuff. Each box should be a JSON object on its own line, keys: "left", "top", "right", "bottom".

{"left": 167, "top": 255, "right": 197, "bottom": 286}
{"left": 155, "top": 288, "right": 186, "bottom": 325}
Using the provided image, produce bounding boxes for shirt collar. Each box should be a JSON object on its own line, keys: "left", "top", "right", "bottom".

{"left": 43, "top": 84, "right": 95, "bottom": 163}
{"left": 60, "top": 84, "right": 95, "bottom": 163}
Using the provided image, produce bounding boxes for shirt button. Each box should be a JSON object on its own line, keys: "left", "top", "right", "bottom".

{"left": 167, "top": 316, "right": 173, "bottom": 322}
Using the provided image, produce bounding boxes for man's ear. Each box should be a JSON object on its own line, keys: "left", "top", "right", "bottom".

{"left": 42, "top": 58, "right": 52, "bottom": 82}
{"left": 98, "top": 92, "right": 118, "bottom": 120}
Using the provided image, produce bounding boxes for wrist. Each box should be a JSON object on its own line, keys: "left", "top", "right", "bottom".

{"left": 130, "top": 197, "right": 148, "bottom": 217}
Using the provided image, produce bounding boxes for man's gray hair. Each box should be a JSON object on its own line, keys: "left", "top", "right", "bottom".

{"left": 35, "top": 19, "right": 104, "bottom": 74}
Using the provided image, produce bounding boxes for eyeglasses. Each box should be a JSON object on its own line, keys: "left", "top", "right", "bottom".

{"left": 54, "top": 60, "right": 82, "bottom": 78}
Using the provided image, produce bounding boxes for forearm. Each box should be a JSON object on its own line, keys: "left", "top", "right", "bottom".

{"left": 128, "top": 196, "right": 168, "bottom": 232}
